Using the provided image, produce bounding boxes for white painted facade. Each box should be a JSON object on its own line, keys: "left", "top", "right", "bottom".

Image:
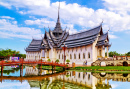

{"left": 26, "top": 41, "right": 109, "bottom": 65}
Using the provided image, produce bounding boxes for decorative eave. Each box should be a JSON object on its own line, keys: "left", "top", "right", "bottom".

{"left": 96, "top": 32, "right": 111, "bottom": 47}
{"left": 64, "top": 24, "right": 103, "bottom": 48}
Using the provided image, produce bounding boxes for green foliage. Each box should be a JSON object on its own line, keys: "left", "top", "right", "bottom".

{"left": 74, "top": 66, "right": 130, "bottom": 71}
{"left": 109, "top": 51, "right": 123, "bottom": 57}
{"left": 106, "top": 51, "right": 130, "bottom": 57}
{"left": 15, "top": 54, "right": 26, "bottom": 58}
{"left": 56, "top": 59, "right": 59, "bottom": 63}
{"left": 0, "top": 48, "right": 26, "bottom": 59}
{"left": 126, "top": 51, "right": 130, "bottom": 56}
{"left": 66, "top": 59, "right": 70, "bottom": 63}
{"left": 47, "top": 59, "right": 51, "bottom": 62}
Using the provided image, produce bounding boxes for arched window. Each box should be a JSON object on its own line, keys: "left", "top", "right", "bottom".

{"left": 74, "top": 54, "right": 76, "bottom": 59}
{"left": 88, "top": 74, "right": 90, "bottom": 80}
{"left": 70, "top": 54, "right": 72, "bottom": 59}
{"left": 88, "top": 52, "right": 90, "bottom": 58}
{"left": 59, "top": 54, "right": 60, "bottom": 59}
{"left": 83, "top": 53, "right": 85, "bottom": 59}
{"left": 83, "top": 72, "right": 86, "bottom": 79}
{"left": 79, "top": 54, "right": 80, "bottom": 59}
{"left": 78, "top": 73, "right": 80, "bottom": 78}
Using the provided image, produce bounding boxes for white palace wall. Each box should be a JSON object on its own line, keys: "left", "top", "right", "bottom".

{"left": 49, "top": 48, "right": 57, "bottom": 62}
{"left": 26, "top": 42, "right": 106, "bottom": 66}
{"left": 57, "top": 45, "right": 93, "bottom": 64}
{"left": 26, "top": 51, "right": 41, "bottom": 61}
{"left": 26, "top": 44, "right": 94, "bottom": 65}
{"left": 92, "top": 36, "right": 98, "bottom": 62}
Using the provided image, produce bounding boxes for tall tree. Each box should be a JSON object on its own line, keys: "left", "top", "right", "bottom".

{"left": 126, "top": 51, "right": 130, "bottom": 56}
{"left": 0, "top": 49, "right": 26, "bottom": 59}
{"left": 109, "top": 51, "right": 123, "bottom": 57}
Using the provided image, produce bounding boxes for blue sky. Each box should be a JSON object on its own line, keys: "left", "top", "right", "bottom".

{"left": 0, "top": 0, "right": 130, "bottom": 54}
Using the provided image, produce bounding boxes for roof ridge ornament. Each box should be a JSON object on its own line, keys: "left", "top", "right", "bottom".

{"left": 65, "top": 26, "right": 67, "bottom": 30}
{"left": 58, "top": 0, "right": 60, "bottom": 22}
{"left": 100, "top": 19, "right": 104, "bottom": 26}
{"left": 107, "top": 27, "right": 110, "bottom": 32}
{"left": 41, "top": 34, "right": 43, "bottom": 38}
{"left": 68, "top": 27, "right": 70, "bottom": 32}
{"left": 53, "top": 0, "right": 63, "bottom": 37}
{"left": 44, "top": 26, "right": 47, "bottom": 32}
{"left": 55, "top": 0, "right": 61, "bottom": 26}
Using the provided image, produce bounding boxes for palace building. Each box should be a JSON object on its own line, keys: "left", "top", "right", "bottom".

{"left": 25, "top": 4, "right": 111, "bottom": 65}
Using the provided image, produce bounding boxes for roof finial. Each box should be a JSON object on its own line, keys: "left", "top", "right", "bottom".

{"left": 100, "top": 19, "right": 104, "bottom": 25}
{"left": 41, "top": 34, "right": 43, "bottom": 38}
{"left": 108, "top": 27, "right": 110, "bottom": 32}
{"left": 65, "top": 26, "right": 67, "bottom": 30}
{"left": 58, "top": 0, "right": 60, "bottom": 23}
{"left": 44, "top": 26, "right": 46, "bottom": 31}
{"left": 53, "top": 0, "right": 62, "bottom": 33}
{"left": 68, "top": 27, "right": 70, "bottom": 32}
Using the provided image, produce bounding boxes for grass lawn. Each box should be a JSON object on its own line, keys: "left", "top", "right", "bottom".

{"left": 72, "top": 66, "right": 130, "bottom": 71}
{"left": 36, "top": 65, "right": 63, "bottom": 71}
{"left": 67, "top": 70, "right": 130, "bottom": 73}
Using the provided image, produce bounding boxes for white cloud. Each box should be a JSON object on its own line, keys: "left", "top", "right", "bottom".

{"left": 0, "top": 2, "right": 11, "bottom": 9}
{"left": 18, "top": 11, "right": 26, "bottom": 15}
{"left": 29, "top": 16, "right": 37, "bottom": 19}
{"left": 0, "top": 18, "right": 43, "bottom": 39}
{"left": 109, "top": 34, "right": 118, "bottom": 39}
{"left": 0, "top": 16, "right": 15, "bottom": 20}
{"left": 0, "top": 0, "right": 130, "bottom": 37}
{"left": 21, "top": 40, "right": 30, "bottom": 42}
{"left": 103, "top": 0, "right": 130, "bottom": 14}
{"left": 12, "top": 21, "right": 17, "bottom": 24}
{"left": 25, "top": 18, "right": 56, "bottom": 28}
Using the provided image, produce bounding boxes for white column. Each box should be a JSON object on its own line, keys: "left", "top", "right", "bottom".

{"left": 102, "top": 46, "right": 105, "bottom": 57}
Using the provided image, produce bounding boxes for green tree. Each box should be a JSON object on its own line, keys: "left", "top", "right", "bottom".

{"left": 109, "top": 51, "right": 122, "bottom": 57}
{"left": 0, "top": 48, "right": 26, "bottom": 59}
{"left": 126, "top": 51, "right": 130, "bottom": 56}
{"left": 55, "top": 59, "right": 59, "bottom": 63}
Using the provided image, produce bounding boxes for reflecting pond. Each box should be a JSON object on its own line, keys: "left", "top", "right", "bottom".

{"left": 0, "top": 66, "right": 130, "bottom": 89}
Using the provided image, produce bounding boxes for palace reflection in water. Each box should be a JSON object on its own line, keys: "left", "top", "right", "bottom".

{"left": 0, "top": 66, "right": 130, "bottom": 89}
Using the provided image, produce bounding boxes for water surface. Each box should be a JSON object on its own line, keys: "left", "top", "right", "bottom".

{"left": 0, "top": 66, "right": 130, "bottom": 89}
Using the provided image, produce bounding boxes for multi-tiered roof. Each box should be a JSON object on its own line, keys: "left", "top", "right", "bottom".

{"left": 25, "top": 4, "right": 111, "bottom": 52}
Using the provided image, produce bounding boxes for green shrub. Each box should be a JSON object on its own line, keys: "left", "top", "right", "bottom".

{"left": 56, "top": 59, "right": 59, "bottom": 63}
{"left": 66, "top": 59, "right": 70, "bottom": 63}
{"left": 47, "top": 59, "right": 51, "bottom": 62}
